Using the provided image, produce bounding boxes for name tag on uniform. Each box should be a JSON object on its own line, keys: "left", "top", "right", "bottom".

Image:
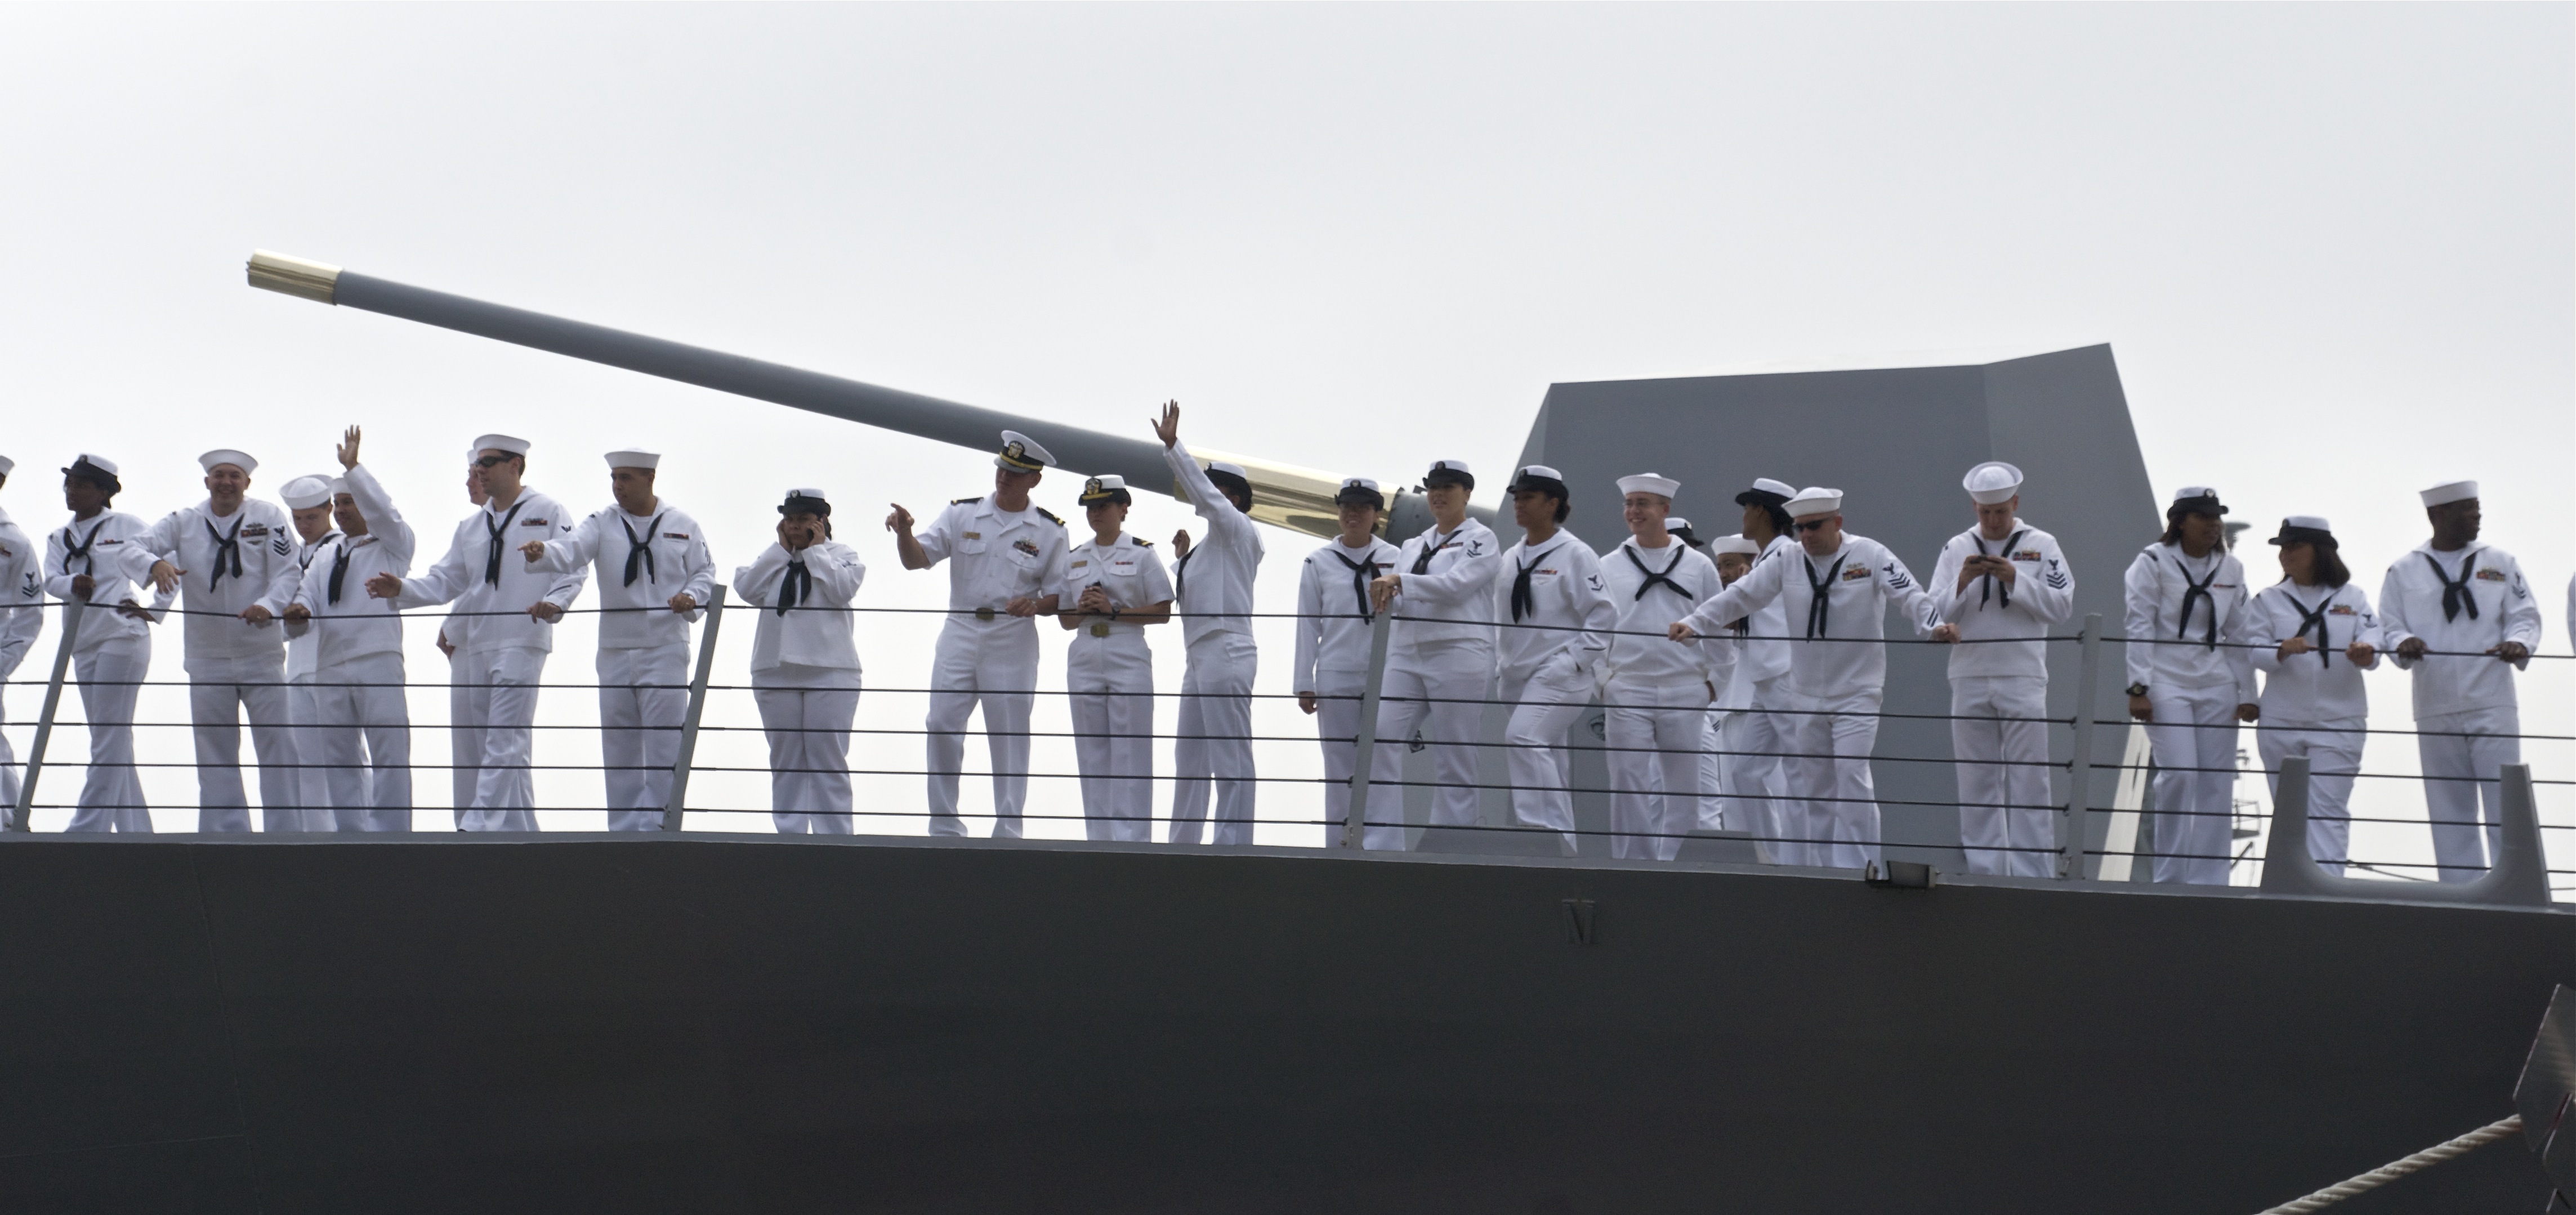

{"left": 1070, "top": 559, "right": 1090, "bottom": 572}
{"left": 962, "top": 531, "right": 981, "bottom": 541}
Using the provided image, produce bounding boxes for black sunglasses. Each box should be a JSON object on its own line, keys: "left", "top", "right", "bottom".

{"left": 1793, "top": 518, "right": 1833, "bottom": 533}
{"left": 473, "top": 453, "right": 516, "bottom": 469}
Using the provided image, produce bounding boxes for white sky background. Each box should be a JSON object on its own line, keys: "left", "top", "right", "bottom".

{"left": 0, "top": 5, "right": 2566, "bottom": 878}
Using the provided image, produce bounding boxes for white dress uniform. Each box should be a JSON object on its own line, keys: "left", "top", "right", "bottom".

{"left": 2376, "top": 481, "right": 2543, "bottom": 882}
{"left": 291, "top": 464, "right": 416, "bottom": 831}
{"left": 1291, "top": 492, "right": 1404, "bottom": 850}
{"left": 391, "top": 438, "right": 585, "bottom": 830}
{"left": 526, "top": 457, "right": 717, "bottom": 830}
{"left": 1718, "top": 479, "right": 1800, "bottom": 857}
{"left": 0, "top": 482, "right": 43, "bottom": 817}
{"left": 1680, "top": 489, "right": 1937, "bottom": 870}
{"left": 278, "top": 474, "right": 344, "bottom": 829}
{"left": 2241, "top": 520, "right": 2381, "bottom": 874}
{"left": 1926, "top": 464, "right": 2076, "bottom": 877}
{"left": 1365, "top": 462, "right": 1503, "bottom": 847}
{"left": 440, "top": 456, "right": 485, "bottom": 815}
{"left": 2120, "top": 489, "right": 2259, "bottom": 886}
{"left": 1162, "top": 442, "right": 1265, "bottom": 846}
{"left": 135, "top": 451, "right": 306, "bottom": 832}
{"left": 1599, "top": 499, "right": 1722, "bottom": 861}
{"left": 1062, "top": 487, "right": 1172, "bottom": 842}
{"left": 1490, "top": 473, "right": 1615, "bottom": 856}
{"left": 735, "top": 500, "right": 866, "bottom": 835}
{"left": 1690, "top": 529, "right": 1757, "bottom": 834}
{"left": 45, "top": 456, "right": 168, "bottom": 832}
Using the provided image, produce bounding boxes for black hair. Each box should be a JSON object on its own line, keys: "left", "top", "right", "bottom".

{"left": 2160, "top": 506, "right": 2225, "bottom": 548}
{"left": 1758, "top": 502, "right": 1793, "bottom": 535}
{"left": 2287, "top": 541, "right": 2350, "bottom": 588}
{"left": 1207, "top": 470, "right": 1254, "bottom": 514}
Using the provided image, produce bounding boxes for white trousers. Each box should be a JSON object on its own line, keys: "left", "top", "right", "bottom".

{"left": 1500, "top": 658, "right": 1592, "bottom": 856}
{"left": 598, "top": 642, "right": 689, "bottom": 831}
{"left": 2418, "top": 704, "right": 2521, "bottom": 883}
{"left": 0, "top": 682, "right": 15, "bottom": 823}
{"left": 1365, "top": 642, "right": 1494, "bottom": 845}
{"left": 1312, "top": 667, "right": 1407, "bottom": 851}
{"left": 1724, "top": 679, "right": 1792, "bottom": 860}
{"left": 189, "top": 653, "right": 300, "bottom": 833}
{"left": 1605, "top": 675, "right": 1707, "bottom": 861}
{"left": 755, "top": 674, "right": 858, "bottom": 835}
{"left": 1952, "top": 675, "right": 2055, "bottom": 878}
{"left": 312, "top": 651, "right": 412, "bottom": 832}
{"left": 69, "top": 638, "right": 150, "bottom": 833}
{"left": 448, "top": 653, "right": 481, "bottom": 815}
{"left": 1068, "top": 634, "right": 1155, "bottom": 842}
{"left": 1780, "top": 691, "right": 1885, "bottom": 870}
{"left": 2257, "top": 716, "right": 2364, "bottom": 875}
{"left": 286, "top": 678, "right": 342, "bottom": 830}
{"left": 924, "top": 623, "right": 1038, "bottom": 838}
{"left": 1169, "top": 633, "right": 1257, "bottom": 845}
{"left": 1696, "top": 711, "right": 1724, "bottom": 831}
{"left": 2145, "top": 684, "right": 2239, "bottom": 885}
{"left": 452, "top": 646, "right": 545, "bottom": 831}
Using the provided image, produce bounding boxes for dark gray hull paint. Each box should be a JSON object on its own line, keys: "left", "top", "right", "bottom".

{"left": 0, "top": 834, "right": 2561, "bottom": 1213}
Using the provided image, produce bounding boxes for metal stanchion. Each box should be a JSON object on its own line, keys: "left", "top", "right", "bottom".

{"left": 10, "top": 598, "right": 88, "bottom": 832}
{"left": 1340, "top": 609, "right": 1395, "bottom": 851}
{"left": 659, "top": 585, "right": 728, "bottom": 833}
{"left": 2060, "top": 612, "right": 2102, "bottom": 879}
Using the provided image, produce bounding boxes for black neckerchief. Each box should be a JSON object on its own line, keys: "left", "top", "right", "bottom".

{"left": 1411, "top": 527, "right": 1462, "bottom": 576}
{"left": 483, "top": 499, "right": 528, "bottom": 586}
{"left": 1510, "top": 542, "right": 1562, "bottom": 623}
{"left": 204, "top": 514, "right": 245, "bottom": 592}
{"left": 1327, "top": 545, "right": 1383, "bottom": 621}
{"left": 63, "top": 519, "right": 103, "bottom": 575}
{"left": 2288, "top": 586, "right": 2334, "bottom": 669}
{"left": 622, "top": 511, "right": 664, "bottom": 588}
{"left": 2423, "top": 551, "right": 2480, "bottom": 624}
{"left": 775, "top": 555, "right": 812, "bottom": 618}
{"left": 1802, "top": 554, "right": 1846, "bottom": 639}
{"left": 1624, "top": 544, "right": 1693, "bottom": 603}
{"left": 1971, "top": 528, "right": 2026, "bottom": 609}
{"left": 1175, "top": 544, "right": 1195, "bottom": 601}
{"left": 2173, "top": 549, "right": 2222, "bottom": 649}
{"left": 328, "top": 542, "right": 355, "bottom": 606}
{"left": 300, "top": 531, "right": 342, "bottom": 572}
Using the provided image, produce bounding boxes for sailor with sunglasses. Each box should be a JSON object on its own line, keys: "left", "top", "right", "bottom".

{"left": 1365, "top": 460, "right": 1502, "bottom": 848}
{"left": 1670, "top": 488, "right": 1936, "bottom": 869}
{"left": 1599, "top": 473, "right": 1722, "bottom": 861}
{"left": 1293, "top": 477, "right": 1405, "bottom": 848}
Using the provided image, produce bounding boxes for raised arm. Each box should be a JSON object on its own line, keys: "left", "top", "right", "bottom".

{"left": 526, "top": 508, "right": 608, "bottom": 576}
{"left": 1678, "top": 548, "right": 1788, "bottom": 638}
{"left": 342, "top": 464, "right": 418, "bottom": 567}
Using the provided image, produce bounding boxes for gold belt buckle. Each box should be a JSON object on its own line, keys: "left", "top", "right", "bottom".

{"left": 975, "top": 607, "right": 997, "bottom": 621}
{"left": 1090, "top": 621, "right": 1111, "bottom": 638}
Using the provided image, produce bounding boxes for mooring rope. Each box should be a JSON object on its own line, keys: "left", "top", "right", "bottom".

{"left": 2252, "top": 1114, "right": 2523, "bottom": 1214}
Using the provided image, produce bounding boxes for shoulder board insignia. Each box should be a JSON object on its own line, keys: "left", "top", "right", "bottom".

{"left": 951, "top": 496, "right": 981, "bottom": 506}
{"left": 1132, "top": 537, "right": 1153, "bottom": 548}
{"left": 1037, "top": 508, "right": 1065, "bottom": 526}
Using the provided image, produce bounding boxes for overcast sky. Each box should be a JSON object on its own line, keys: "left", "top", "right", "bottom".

{"left": 1, "top": 5, "right": 2566, "bottom": 873}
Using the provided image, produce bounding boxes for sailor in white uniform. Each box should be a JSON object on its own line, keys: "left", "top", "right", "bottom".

{"left": 1721, "top": 478, "right": 1799, "bottom": 860}
{"left": 277, "top": 472, "right": 345, "bottom": 829}
{"left": 1365, "top": 460, "right": 1503, "bottom": 847}
{"left": 437, "top": 452, "right": 487, "bottom": 813}
{"left": 889, "top": 431, "right": 1069, "bottom": 839}
{"left": 1489, "top": 466, "right": 1614, "bottom": 856}
{"left": 287, "top": 429, "right": 416, "bottom": 830}
{"left": 735, "top": 489, "right": 867, "bottom": 835}
{"left": 1059, "top": 475, "right": 1173, "bottom": 841}
{"left": 2377, "top": 480, "right": 2543, "bottom": 882}
{"left": 1292, "top": 478, "right": 1404, "bottom": 849}
{"left": 1599, "top": 474, "right": 1721, "bottom": 861}
{"left": 522, "top": 447, "right": 716, "bottom": 830}
{"left": 372, "top": 434, "right": 586, "bottom": 830}
{"left": 0, "top": 456, "right": 42, "bottom": 818}
{"left": 1924, "top": 462, "right": 2075, "bottom": 877}
{"left": 1154, "top": 402, "right": 1265, "bottom": 845}
{"left": 1699, "top": 532, "right": 1761, "bottom": 836}
{"left": 1673, "top": 488, "right": 1937, "bottom": 870}
{"left": 2242, "top": 517, "right": 2380, "bottom": 875}
{"left": 45, "top": 455, "right": 166, "bottom": 831}
{"left": 2120, "top": 487, "right": 2260, "bottom": 886}
{"left": 134, "top": 449, "right": 305, "bottom": 831}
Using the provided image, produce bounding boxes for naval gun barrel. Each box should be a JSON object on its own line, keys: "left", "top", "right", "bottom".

{"left": 245, "top": 251, "right": 1464, "bottom": 541}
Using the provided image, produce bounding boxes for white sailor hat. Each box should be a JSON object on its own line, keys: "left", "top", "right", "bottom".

{"left": 1510, "top": 465, "right": 1569, "bottom": 495}
{"left": 2168, "top": 486, "right": 2227, "bottom": 515}
{"left": 1333, "top": 477, "right": 1385, "bottom": 508}
{"left": 1423, "top": 459, "right": 1475, "bottom": 489}
{"left": 198, "top": 449, "right": 258, "bottom": 475}
{"left": 779, "top": 488, "right": 831, "bottom": 516}
{"left": 1663, "top": 517, "right": 1701, "bottom": 547}
{"left": 2419, "top": 479, "right": 2478, "bottom": 508}
{"left": 1617, "top": 471, "right": 1681, "bottom": 500}
{"left": 279, "top": 475, "right": 336, "bottom": 509}
{"left": 604, "top": 448, "right": 661, "bottom": 470}
{"left": 1734, "top": 477, "right": 1797, "bottom": 507}
{"left": 0, "top": 454, "right": 14, "bottom": 477}
{"left": 1709, "top": 532, "right": 1762, "bottom": 556}
{"left": 997, "top": 430, "right": 1054, "bottom": 473}
{"left": 2267, "top": 515, "right": 2336, "bottom": 548}
{"left": 62, "top": 453, "right": 122, "bottom": 495}
{"left": 1079, "top": 474, "right": 1132, "bottom": 505}
{"left": 1962, "top": 461, "right": 2023, "bottom": 505}
{"left": 1203, "top": 460, "right": 1253, "bottom": 506}
{"left": 1783, "top": 486, "right": 1842, "bottom": 517}
{"left": 472, "top": 434, "right": 531, "bottom": 457}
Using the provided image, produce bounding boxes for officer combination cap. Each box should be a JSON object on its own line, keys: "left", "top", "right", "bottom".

{"left": 198, "top": 448, "right": 258, "bottom": 475}
{"left": 1962, "top": 461, "right": 2023, "bottom": 505}
{"left": 2419, "top": 479, "right": 2478, "bottom": 508}
{"left": 1079, "top": 474, "right": 1132, "bottom": 505}
{"left": 604, "top": 448, "right": 661, "bottom": 470}
{"left": 1783, "top": 486, "right": 1843, "bottom": 517}
{"left": 279, "top": 475, "right": 336, "bottom": 509}
{"left": 1333, "top": 477, "right": 1385, "bottom": 509}
{"left": 1423, "top": 459, "right": 1474, "bottom": 491}
{"left": 2267, "top": 515, "right": 2336, "bottom": 548}
{"left": 2168, "top": 486, "right": 2227, "bottom": 516}
{"left": 472, "top": 434, "right": 532, "bottom": 457}
{"left": 1734, "top": 477, "right": 1796, "bottom": 508}
{"left": 0, "top": 454, "right": 14, "bottom": 477}
{"left": 1510, "top": 465, "right": 1569, "bottom": 497}
{"left": 1709, "top": 532, "right": 1763, "bottom": 556}
{"left": 62, "top": 453, "right": 122, "bottom": 495}
{"left": 1617, "top": 472, "right": 1680, "bottom": 500}
{"left": 996, "top": 430, "right": 1053, "bottom": 473}
{"left": 779, "top": 488, "right": 832, "bottom": 517}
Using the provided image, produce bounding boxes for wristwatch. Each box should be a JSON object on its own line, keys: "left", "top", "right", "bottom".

{"left": 2124, "top": 682, "right": 2149, "bottom": 697}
